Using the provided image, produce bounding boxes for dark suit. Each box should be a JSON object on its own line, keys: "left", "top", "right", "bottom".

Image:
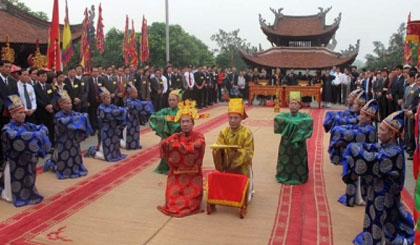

{"left": 387, "top": 75, "right": 404, "bottom": 114}
{"left": 194, "top": 72, "right": 206, "bottom": 108}
{"left": 34, "top": 82, "right": 55, "bottom": 144}
{"left": 403, "top": 84, "right": 420, "bottom": 155}
{"left": 87, "top": 76, "right": 105, "bottom": 129}
{"left": 150, "top": 76, "right": 163, "bottom": 111}
{"left": 64, "top": 77, "right": 83, "bottom": 112}
{"left": 0, "top": 75, "right": 18, "bottom": 179}
{"left": 377, "top": 77, "right": 389, "bottom": 120}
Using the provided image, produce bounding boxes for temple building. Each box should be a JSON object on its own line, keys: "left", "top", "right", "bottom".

{"left": 240, "top": 7, "right": 359, "bottom": 70}
{"left": 0, "top": 0, "right": 83, "bottom": 67}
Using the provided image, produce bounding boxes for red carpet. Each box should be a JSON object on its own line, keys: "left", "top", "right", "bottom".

{"left": 269, "top": 109, "right": 332, "bottom": 245}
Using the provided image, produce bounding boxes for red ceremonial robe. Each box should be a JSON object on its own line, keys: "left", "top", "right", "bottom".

{"left": 157, "top": 130, "right": 205, "bottom": 217}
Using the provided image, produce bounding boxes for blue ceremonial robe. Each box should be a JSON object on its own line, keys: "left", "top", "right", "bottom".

{"left": 329, "top": 123, "right": 377, "bottom": 207}
{"left": 342, "top": 142, "right": 414, "bottom": 244}
{"left": 323, "top": 109, "right": 358, "bottom": 133}
{"left": 97, "top": 104, "right": 127, "bottom": 161}
{"left": 45, "top": 110, "right": 93, "bottom": 179}
{"left": 1, "top": 122, "right": 51, "bottom": 207}
{"left": 124, "top": 98, "right": 154, "bottom": 150}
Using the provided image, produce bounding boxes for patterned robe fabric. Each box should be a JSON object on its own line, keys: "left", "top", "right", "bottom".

{"left": 124, "top": 98, "right": 154, "bottom": 150}
{"left": 342, "top": 142, "right": 414, "bottom": 244}
{"left": 329, "top": 123, "right": 377, "bottom": 207}
{"left": 323, "top": 109, "right": 358, "bottom": 133}
{"left": 157, "top": 131, "right": 205, "bottom": 217}
{"left": 274, "top": 112, "right": 313, "bottom": 184}
{"left": 97, "top": 104, "right": 128, "bottom": 162}
{"left": 415, "top": 104, "right": 420, "bottom": 244}
{"left": 149, "top": 107, "right": 181, "bottom": 174}
{"left": 45, "top": 110, "right": 93, "bottom": 179}
{"left": 1, "top": 122, "right": 51, "bottom": 207}
{"left": 213, "top": 125, "right": 254, "bottom": 177}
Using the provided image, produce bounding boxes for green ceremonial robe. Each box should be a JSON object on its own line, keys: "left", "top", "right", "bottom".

{"left": 274, "top": 112, "right": 313, "bottom": 184}
{"left": 149, "top": 107, "right": 181, "bottom": 174}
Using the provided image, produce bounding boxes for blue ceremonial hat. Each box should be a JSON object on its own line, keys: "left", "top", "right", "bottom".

{"left": 355, "top": 90, "right": 366, "bottom": 105}
{"left": 6, "top": 95, "right": 25, "bottom": 113}
{"left": 126, "top": 82, "right": 137, "bottom": 92}
{"left": 383, "top": 110, "right": 404, "bottom": 135}
{"left": 360, "top": 99, "right": 378, "bottom": 119}
{"left": 349, "top": 88, "right": 362, "bottom": 98}
{"left": 98, "top": 86, "right": 110, "bottom": 98}
{"left": 55, "top": 90, "right": 71, "bottom": 104}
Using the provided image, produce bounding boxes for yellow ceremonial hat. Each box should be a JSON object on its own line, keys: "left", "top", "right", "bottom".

{"left": 55, "top": 90, "right": 71, "bottom": 104}
{"left": 169, "top": 99, "right": 209, "bottom": 122}
{"left": 169, "top": 89, "right": 182, "bottom": 100}
{"left": 289, "top": 91, "right": 301, "bottom": 102}
{"left": 228, "top": 98, "right": 247, "bottom": 119}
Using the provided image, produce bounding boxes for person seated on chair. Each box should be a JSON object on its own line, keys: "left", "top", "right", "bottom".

{"left": 157, "top": 99, "right": 207, "bottom": 217}
{"left": 329, "top": 99, "right": 378, "bottom": 207}
{"left": 120, "top": 82, "right": 154, "bottom": 150}
{"left": 1, "top": 95, "right": 51, "bottom": 207}
{"left": 342, "top": 110, "right": 415, "bottom": 245}
{"left": 84, "top": 87, "right": 127, "bottom": 162}
{"left": 43, "top": 90, "right": 93, "bottom": 179}
{"left": 149, "top": 89, "right": 182, "bottom": 174}
{"left": 212, "top": 98, "right": 254, "bottom": 202}
{"left": 274, "top": 91, "right": 313, "bottom": 185}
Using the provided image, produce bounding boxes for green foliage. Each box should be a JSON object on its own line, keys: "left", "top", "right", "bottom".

{"left": 65, "top": 23, "right": 215, "bottom": 71}
{"left": 364, "top": 23, "right": 406, "bottom": 70}
{"left": 9, "top": 0, "right": 48, "bottom": 21}
{"left": 211, "top": 29, "right": 257, "bottom": 71}
{"left": 148, "top": 22, "right": 215, "bottom": 68}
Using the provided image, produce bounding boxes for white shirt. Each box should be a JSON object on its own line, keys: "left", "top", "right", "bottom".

{"left": 237, "top": 76, "right": 246, "bottom": 89}
{"left": 17, "top": 81, "right": 37, "bottom": 110}
{"left": 161, "top": 76, "right": 169, "bottom": 94}
{"left": 184, "top": 72, "right": 195, "bottom": 88}
{"left": 338, "top": 73, "right": 351, "bottom": 85}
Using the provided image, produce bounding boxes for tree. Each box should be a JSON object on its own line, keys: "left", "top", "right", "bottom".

{"left": 9, "top": 0, "right": 48, "bottom": 21}
{"left": 147, "top": 22, "right": 215, "bottom": 68}
{"left": 364, "top": 23, "right": 405, "bottom": 70}
{"left": 211, "top": 29, "right": 257, "bottom": 71}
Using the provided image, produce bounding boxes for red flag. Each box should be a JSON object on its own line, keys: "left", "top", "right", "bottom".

{"left": 96, "top": 3, "right": 105, "bottom": 54}
{"left": 140, "top": 15, "right": 149, "bottom": 63}
{"left": 122, "top": 15, "right": 130, "bottom": 65}
{"left": 80, "top": 8, "right": 91, "bottom": 71}
{"left": 130, "top": 19, "right": 138, "bottom": 67}
{"left": 47, "top": 0, "right": 61, "bottom": 71}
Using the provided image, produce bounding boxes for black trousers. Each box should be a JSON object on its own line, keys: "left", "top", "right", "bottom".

{"left": 88, "top": 103, "right": 99, "bottom": 130}
{"left": 151, "top": 93, "right": 162, "bottom": 112}
{"left": 332, "top": 85, "right": 342, "bottom": 104}
{"left": 404, "top": 115, "right": 415, "bottom": 155}
{"left": 378, "top": 95, "right": 389, "bottom": 121}
{"left": 194, "top": 87, "right": 204, "bottom": 108}
{"left": 387, "top": 99, "right": 398, "bottom": 116}
{"left": 0, "top": 116, "right": 10, "bottom": 188}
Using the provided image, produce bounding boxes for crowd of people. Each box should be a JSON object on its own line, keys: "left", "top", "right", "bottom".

{"left": 2, "top": 56, "right": 420, "bottom": 242}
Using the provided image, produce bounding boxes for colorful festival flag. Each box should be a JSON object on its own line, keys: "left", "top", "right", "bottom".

{"left": 122, "top": 15, "right": 130, "bottom": 65}
{"left": 404, "top": 12, "right": 420, "bottom": 66}
{"left": 80, "top": 8, "right": 91, "bottom": 71}
{"left": 130, "top": 19, "right": 138, "bottom": 67}
{"left": 96, "top": 3, "right": 105, "bottom": 54}
{"left": 62, "top": 0, "right": 73, "bottom": 66}
{"left": 47, "top": 0, "right": 61, "bottom": 71}
{"left": 140, "top": 15, "right": 149, "bottom": 63}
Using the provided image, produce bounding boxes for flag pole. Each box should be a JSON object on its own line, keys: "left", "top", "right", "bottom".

{"left": 165, "top": 0, "right": 170, "bottom": 62}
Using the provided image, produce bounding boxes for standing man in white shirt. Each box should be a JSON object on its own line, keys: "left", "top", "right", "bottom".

{"left": 17, "top": 70, "right": 37, "bottom": 123}
{"left": 184, "top": 65, "right": 195, "bottom": 100}
{"left": 341, "top": 68, "right": 352, "bottom": 105}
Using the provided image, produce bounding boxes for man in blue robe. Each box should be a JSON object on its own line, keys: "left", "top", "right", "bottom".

{"left": 85, "top": 87, "right": 127, "bottom": 161}
{"left": 342, "top": 110, "right": 414, "bottom": 244}
{"left": 43, "top": 90, "right": 93, "bottom": 179}
{"left": 0, "top": 95, "right": 51, "bottom": 207}
{"left": 120, "top": 83, "right": 154, "bottom": 150}
{"left": 323, "top": 89, "right": 362, "bottom": 133}
{"left": 328, "top": 99, "right": 378, "bottom": 207}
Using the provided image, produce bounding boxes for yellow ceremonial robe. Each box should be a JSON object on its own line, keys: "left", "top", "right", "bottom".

{"left": 212, "top": 125, "right": 254, "bottom": 177}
